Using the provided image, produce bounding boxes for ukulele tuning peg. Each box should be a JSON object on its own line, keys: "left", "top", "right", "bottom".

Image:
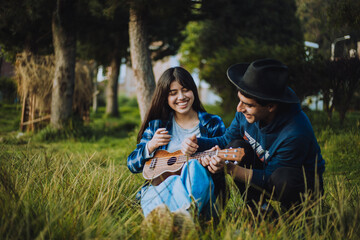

{"left": 229, "top": 147, "right": 233, "bottom": 149}
{"left": 234, "top": 161, "right": 238, "bottom": 165}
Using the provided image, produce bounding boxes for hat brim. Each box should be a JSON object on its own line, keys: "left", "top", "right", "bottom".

{"left": 226, "top": 63, "right": 299, "bottom": 103}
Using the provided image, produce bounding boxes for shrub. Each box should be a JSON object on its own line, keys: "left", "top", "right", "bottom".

{"left": 0, "top": 76, "right": 17, "bottom": 103}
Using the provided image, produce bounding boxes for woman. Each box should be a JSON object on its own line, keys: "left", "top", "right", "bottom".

{"left": 127, "top": 67, "right": 225, "bottom": 217}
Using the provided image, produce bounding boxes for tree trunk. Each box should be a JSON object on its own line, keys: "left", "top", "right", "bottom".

{"left": 92, "top": 66, "right": 98, "bottom": 113}
{"left": 106, "top": 54, "right": 120, "bottom": 117}
{"left": 129, "top": 4, "right": 156, "bottom": 121}
{"left": 322, "top": 89, "right": 333, "bottom": 120}
{"left": 50, "top": 0, "right": 76, "bottom": 129}
{"left": 0, "top": 56, "right": 3, "bottom": 77}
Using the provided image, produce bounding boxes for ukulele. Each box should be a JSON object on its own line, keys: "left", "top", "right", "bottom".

{"left": 143, "top": 148, "right": 245, "bottom": 185}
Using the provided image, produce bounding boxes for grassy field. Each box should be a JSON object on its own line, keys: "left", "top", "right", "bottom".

{"left": 0, "top": 102, "right": 360, "bottom": 239}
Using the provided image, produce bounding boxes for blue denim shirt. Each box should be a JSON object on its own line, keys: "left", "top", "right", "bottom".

{"left": 127, "top": 111, "right": 226, "bottom": 173}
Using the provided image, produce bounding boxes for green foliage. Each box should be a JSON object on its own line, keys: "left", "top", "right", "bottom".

{"left": 180, "top": 0, "right": 306, "bottom": 111}
{"left": 118, "top": 94, "right": 138, "bottom": 108}
{"left": 196, "top": 37, "right": 311, "bottom": 111}
{"left": 0, "top": 77, "right": 17, "bottom": 103}
{"left": 325, "top": 58, "right": 360, "bottom": 123}
{"left": 327, "top": 0, "right": 360, "bottom": 30}
{"left": 76, "top": 0, "right": 129, "bottom": 66}
{"left": 34, "top": 123, "right": 93, "bottom": 142}
{"left": 181, "top": 0, "right": 303, "bottom": 69}
{"left": 0, "top": 0, "right": 54, "bottom": 56}
{"left": 142, "top": 0, "right": 196, "bottom": 61}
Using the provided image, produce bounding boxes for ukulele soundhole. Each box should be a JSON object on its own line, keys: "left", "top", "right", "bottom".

{"left": 167, "top": 157, "right": 177, "bottom": 165}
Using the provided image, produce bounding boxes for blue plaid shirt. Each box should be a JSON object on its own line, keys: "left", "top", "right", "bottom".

{"left": 127, "top": 111, "right": 226, "bottom": 173}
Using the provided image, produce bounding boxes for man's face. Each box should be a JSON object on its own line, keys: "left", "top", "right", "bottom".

{"left": 236, "top": 91, "right": 275, "bottom": 125}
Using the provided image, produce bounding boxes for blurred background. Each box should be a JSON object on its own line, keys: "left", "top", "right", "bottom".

{"left": 0, "top": 0, "right": 359, "bottom": 130}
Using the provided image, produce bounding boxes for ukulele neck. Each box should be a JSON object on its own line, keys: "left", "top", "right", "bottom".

{"left": 178, "top": 151, "right": 217, "bottom": 163}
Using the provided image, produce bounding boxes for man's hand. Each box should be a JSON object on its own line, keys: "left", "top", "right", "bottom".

{"left": 181, "top": 134, "right": 198, "bottom": 155}
{"left": 199, "top": 145, "right": 225, "bottom": 174}
{"left": 208, "top": 155, "right": 226, "bottom": 174}
{"left": 147, "top": 128, "right": 171, "bottom": 154}
{"left": 199, "top": 145, "right": 220, "bottom": 167}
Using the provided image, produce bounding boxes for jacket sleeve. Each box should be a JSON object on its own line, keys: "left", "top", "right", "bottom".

{"left": 127, "top": 124, "right": 155, "bottom": 173}
{"left": 208, "top": 115, "right": 226, "bottom": 138}
{"left": 198, "top": 112, "right": 243, "bottom": 151}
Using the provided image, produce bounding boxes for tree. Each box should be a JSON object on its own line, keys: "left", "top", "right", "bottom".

{"left": 297, "top": 0, "right": 360, "bottom": 119}
{"left": 105, "top": 52, "right": 121, "bottom": 117}
{"left": 50, "top": 0, "right": 77, "bottom": 128}
{"left": 296, "top": 0, "right": 360, "bottom": 59}
{"left": 324, "top": 58, "right": 360, "bottom": 124}
{"left": 128, "top": 3, "right": 156, "bottom": 120}
{"left": 128, "top": 0, "right": 195, "bottom": 120}
{"left": 180, "top": 0, "right": 304, "bottom": 111}
{"left": 77, "top": 0, "right": 129, "bottom": 117}
{"left": 0, "top": 0, "right": 79, "bottom": 129}
{"left": 0, "top": 0, "right": 53, "bottom": 57}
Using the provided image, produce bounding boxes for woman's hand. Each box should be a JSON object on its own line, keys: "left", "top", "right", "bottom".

{"left": 147, "top": 128, "right": 171, "bottom": 154}
{"left": 181, "top": 134, "right": 198, "bottom": 155}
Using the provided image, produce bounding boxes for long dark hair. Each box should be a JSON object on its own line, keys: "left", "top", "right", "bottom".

{"left": 137, "top": 67, "right": 205, "bottom": 142}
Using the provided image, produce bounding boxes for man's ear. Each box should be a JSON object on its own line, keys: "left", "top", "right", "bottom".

{"left": 267, "top": 103, "right": 278, "bottom": 113}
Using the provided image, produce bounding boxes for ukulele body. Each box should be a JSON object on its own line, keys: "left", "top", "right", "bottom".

{"left": 143, "top": 150, "right": 185, "bottom": 186}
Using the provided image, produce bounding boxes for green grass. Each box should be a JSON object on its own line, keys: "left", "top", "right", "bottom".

{"left": 1, "top": 102, "right": 360, "bottom": 239}
{"left": 0, "top": 103, "right": 21, "bottom": 133}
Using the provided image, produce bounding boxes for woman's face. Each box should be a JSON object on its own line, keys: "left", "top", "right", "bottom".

{"left": 167, "top": 81, "right": 195, "bottom": 116}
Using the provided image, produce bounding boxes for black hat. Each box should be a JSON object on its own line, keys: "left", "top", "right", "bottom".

{"left": 227, "top": 59, "right": 299, "bottom": 103}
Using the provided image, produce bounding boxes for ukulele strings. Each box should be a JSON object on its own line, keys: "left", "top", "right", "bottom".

{"left": 148, "top": 151, "right": 218, "bottom": 168}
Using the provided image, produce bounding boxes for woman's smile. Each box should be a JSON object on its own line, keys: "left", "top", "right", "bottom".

{"left": 168, "top": 81, "right": 195, "bottom": 115}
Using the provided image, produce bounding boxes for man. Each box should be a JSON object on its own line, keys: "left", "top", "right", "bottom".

{"left": 182, "top": 58, "right": 325, "bottom": 210}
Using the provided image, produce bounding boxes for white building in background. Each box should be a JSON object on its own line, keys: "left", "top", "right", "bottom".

{"left": 117, "top": 55, "right": 221, "bottom": 105}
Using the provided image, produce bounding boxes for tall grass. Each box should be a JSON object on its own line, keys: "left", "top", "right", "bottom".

{"left": 1, "top": 103, "right": 360, "bottom": 239}
{"left": 0, "top": 144, "right": 143, "bottom": 239}
{"left": 1, "top": 143, "right": 360, "bottom": 239}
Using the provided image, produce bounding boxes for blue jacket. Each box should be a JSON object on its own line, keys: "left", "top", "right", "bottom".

{"left": 127, "top": 111, "right": 226, "bottom": 173}
{"left": 197, "top": 103, "right": 326, "bottom": 188}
